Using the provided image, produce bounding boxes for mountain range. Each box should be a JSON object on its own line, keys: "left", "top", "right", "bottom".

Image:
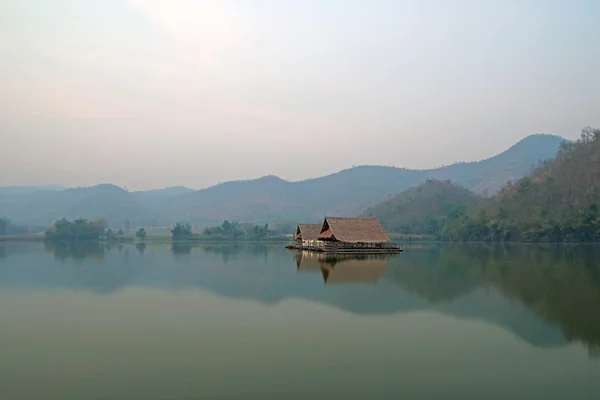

{"left": 0, "top": 134, "right": 566, "bottom": 228}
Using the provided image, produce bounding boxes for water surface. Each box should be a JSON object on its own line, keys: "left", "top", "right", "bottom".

{"left": 1, "top": 242, "right": 599, "bottom": 399}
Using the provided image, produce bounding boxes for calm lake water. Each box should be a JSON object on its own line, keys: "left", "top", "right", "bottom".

{"left": 1, "top": 242, "right": 599, "bottom": 399}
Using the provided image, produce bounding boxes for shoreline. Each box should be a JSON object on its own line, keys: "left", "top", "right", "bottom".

{"left": 3, "top": 236, "right": 600, "bottom": 245}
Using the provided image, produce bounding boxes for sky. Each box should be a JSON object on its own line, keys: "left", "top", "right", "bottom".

{"left": 1, "top": 0, "right": 599, "bottom": 190}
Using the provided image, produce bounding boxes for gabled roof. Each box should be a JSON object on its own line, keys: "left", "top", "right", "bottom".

{"left": 317, "top": 217, "right": 390, "bottom": 243}
{"left": 295, "top": 223, "right": 322, "bottom": 240}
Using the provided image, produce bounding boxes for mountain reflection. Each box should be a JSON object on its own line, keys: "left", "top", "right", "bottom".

{"left": 1, "top": 242, "right": 600, "bottom": 356}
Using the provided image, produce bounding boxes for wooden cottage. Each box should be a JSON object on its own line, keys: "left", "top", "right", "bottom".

{"left": 294, "top": 223, "right": 323, "bottom": 248}
{"left": 316, "top": 217, "right": 399, "bottom": 253}
{"left": 286, "top": 217, "right": 401, "bottom": 253}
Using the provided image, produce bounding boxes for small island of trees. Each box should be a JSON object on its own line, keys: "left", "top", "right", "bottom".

{"left": 171, "top": 222, "right": 193, "bottom": 240}
{"left": 45, "top": 218, "right": 109, "bottom": 241}
{"left": 136, "top": 228, "right": 147, "bottom": 240}
{"left": 44, "top": 218, "right": 132, "bottom": 242}
{"left": 39, "top": 217, "right": 286, "bottom": 243}
{"left": 200, "top": 220, "right": 280, "bottom": 241}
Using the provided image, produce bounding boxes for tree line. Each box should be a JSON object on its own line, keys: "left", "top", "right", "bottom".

{"left": 39, "top": 217, "right": 285, "bottom": 242}
{"left": 0, "top": 217, "right": 31, "bottom": 236}
{"left": 45, "top": 218, "right": 109, "bottom": 241}
{"left": 43, "top": 218, "right": 146, "bottom": 241}
{"left": 170, "top": 220, "right": 284, "bottom": 241}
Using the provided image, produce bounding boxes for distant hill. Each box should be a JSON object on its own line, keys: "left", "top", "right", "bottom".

{"left": 0, "top": 185, "right": 65, "bottom": 195}
{"left": 362, "top": 180, "right": 482, "bottom": 233}
{"left": 0, "top": 184, "right": 150, "bottom": 228}
{"left": 0, "top": 134, "right": 565, "bottom": 227}
{"left": 423, "top": 134, "right": 567, "bottom": 194}
{"left": 132, "top": 186, "right": 194, "bottom": 210}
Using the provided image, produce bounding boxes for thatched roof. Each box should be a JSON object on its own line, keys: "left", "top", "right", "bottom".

{"left": 317, "top": 217, "right": 390, "bottom": 243}
{"left": 295, "top": 223, "right": 322, "bottom": 240}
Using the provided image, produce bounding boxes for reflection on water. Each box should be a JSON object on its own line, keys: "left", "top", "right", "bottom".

{"left": 3, "top": 241, "right": 600, "bottom": 354}
{"left": 294, "top": 251, "right": 321, "bottom": 271}
{"left": 44, "top": 240, "right": 105, "bottom": 263}
{"left": 170, "top": 242, "right": 192, "bottom": 257}
{"left": 1, "top": 241, "right": 600, "bottom": 398}
{"left": 296, "top": 252, "right": 389, "bottom": 284}
{"left": 135, "top": 242, "right": 146, "bottom": 254}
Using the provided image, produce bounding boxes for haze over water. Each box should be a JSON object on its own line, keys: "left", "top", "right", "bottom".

{"left": 0, "top": 242, "right": 599, "bottom": 399}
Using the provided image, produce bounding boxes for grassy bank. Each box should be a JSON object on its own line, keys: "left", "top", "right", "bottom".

{"left": 388, "top": 233, "right": 437, "bottom": 242}
{"left": 0, "top": 233, "right": 45, "bottom": 242}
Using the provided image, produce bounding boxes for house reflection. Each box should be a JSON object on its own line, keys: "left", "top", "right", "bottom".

{"left": 294, "top": 251, "right": 323, "bottom": 273}
{"left": 294, "top": 251, "right": 390, "bottom": 284}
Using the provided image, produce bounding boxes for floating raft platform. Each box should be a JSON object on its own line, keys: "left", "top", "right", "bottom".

{"left": 285, "top": 243, "right": 402, "bottom": 254}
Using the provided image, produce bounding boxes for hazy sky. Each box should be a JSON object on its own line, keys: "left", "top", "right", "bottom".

{"left": 1, "top": 0, "right": 599, "bottom": 190}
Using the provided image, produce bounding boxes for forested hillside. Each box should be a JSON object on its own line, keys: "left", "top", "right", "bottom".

{"left": 460, "top": 126, "right": 600, "bottom": 242}
{"left": 362, "top": 180, "right": 482, "bottom": 234}
{"left": 373, "top": 127, "right": 599, "bottom": 242}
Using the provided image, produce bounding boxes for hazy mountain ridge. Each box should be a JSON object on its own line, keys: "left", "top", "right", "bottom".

{"left": 132, "top": 186, "right": 195, "bottom": 211}
{"left": 0, "top": 134, "right": 565, "bottom": 227}
{"left": 419, "top": 134, "right": 567, "bottom": 193}
{"left": 0, "top": 185, "right": 66, "bottom": 194}
{"left": 160, "top": 134, "right": 565, "bottom": 225}
{"left": 0, "top": 184, "right": 149, "bottom": 228}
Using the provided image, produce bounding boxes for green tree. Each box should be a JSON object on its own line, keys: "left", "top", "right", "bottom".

{"left": 92, "top": 217, "right": 108, "bottom": 232}
{"left": 221, "top": 220, "right": 232, "bottom": 235}
{"left": 45, "top": 218, "right": 107, "bottom": 241}
{"left": 171, "top": 222, "right": 193, "bottom": 240}
{"left": 136, "top": 228, "right": 147, "bottom": 240}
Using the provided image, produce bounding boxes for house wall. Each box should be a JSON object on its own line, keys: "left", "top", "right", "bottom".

{"left": 302, "top": 239, "right": 323, "bottom": 248}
